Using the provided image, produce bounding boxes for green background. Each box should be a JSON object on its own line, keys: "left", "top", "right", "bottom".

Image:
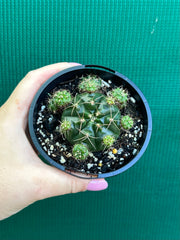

{"left": 0, "top": 0, "right": 179, "bottom": 239}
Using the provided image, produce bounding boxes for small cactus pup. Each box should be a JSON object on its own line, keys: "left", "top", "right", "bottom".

{"left": 48, "top": 89, "right": 72, "bottom": 113}
{"left": 61, "top": 92, "right": 121, "bottom": 159}
{"left": 121, "top": 115, "right": 134, "bottom": 130}
{"left": 78, "top": 74, "right": 102, "bottom": 93}
{"left": 111, "top": 87, "right": 128, "bottom": 108}
{"left": 103, "top": 135, "right": 115, "bottom": 148}
{"left": 72, "top": 144, "right": 89, "bottom": 160}
{"left": 60, "top": 120, "right": 71, "bottom": 134}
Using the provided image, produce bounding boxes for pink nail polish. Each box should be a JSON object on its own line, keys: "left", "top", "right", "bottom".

{"left": 87, "top": 179, "right": 108, "bottom": 191}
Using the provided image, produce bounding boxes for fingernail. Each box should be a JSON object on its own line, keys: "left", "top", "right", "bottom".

{"left": 87, "top": 179, "right": 108, "bottom": 191}
{"left": 69, "top": 62, "right": 81, "bottom": 66}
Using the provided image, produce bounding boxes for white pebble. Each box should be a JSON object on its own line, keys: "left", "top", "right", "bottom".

{"left": 133, "top": 149, "right": 137, "bottom": 155}
{"left": 130, "top": 97, "right": 136, "bottom": 103}
{"left": 50, "top": 145, "right": 54, "bottom": 151}
{"left": 89, "top": 152, "right": 93, "bottom": 157}
{"left": 56, "top": 126, "right": 60, "bottom": 131}
{"left": 56, "top": 142, "right": 60, "bottom": 146}
{"left": 66, "top": 153, "right": 72, "bottom": 158}
{"left": 108, "top": 151, "right": 114, "bottom": 159}
{"left": 108, "top": 80, "right": 112, "bottom": 84}
{"left": 87, "top": 163, "right": 94, "bottom": 169}
{"left": 134, "top": 137, "right": 137, "bottom": 141}
{"left": 140, "top": 124, "right": 143, "bottom": 129}
{"left": 48, "top": 150, "right": 51, "bottom": 155}
{"left": 50, "top": 134, "right": 53, "bottom": 139}
{"left": 129, "top": 134, "right": 132, "bottom": 138}
{"left": 60, "top": 156, "right": 66, "bottom": 164}
{"left": 41, "top": 105, "right": 45, "bottom": 111}
{"left": 120, "top": 158, "right": 124, "bottom": 161}
{"left": 94, "top": 157, "right": 98, "bottom": 162}
{"left": 45, "top": 138, "right": 49, "bottom": 143}
{"left": 101, "top": 80, "right": 110, "bottom": 88}
{"left": 39, "top": 130, "right": 45, "bottom": 137}
{"left": 117, "top": 148, "right": 123, "bottom": 154}
{"left": 43, "top": 146, "right": 47, "bottom": 151}
{"left": 139, "top": 132, "right": 142, "bottom": 138}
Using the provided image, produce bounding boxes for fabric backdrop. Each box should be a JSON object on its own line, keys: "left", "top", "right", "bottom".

{"left": 0, "top": 1, "right": 179, "bottom": 240}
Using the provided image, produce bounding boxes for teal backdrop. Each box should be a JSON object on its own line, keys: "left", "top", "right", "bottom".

{"left": 0, "top": 1, "right": 179, "bottom": 240}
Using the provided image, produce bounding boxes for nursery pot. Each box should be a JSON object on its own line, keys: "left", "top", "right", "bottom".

{"left": 28, "top": 65, "right": 152, "bottom": 179}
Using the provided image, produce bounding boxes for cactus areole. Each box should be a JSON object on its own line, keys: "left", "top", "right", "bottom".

{"left": 28, "top": 65, "right": 152, "bottom": 178}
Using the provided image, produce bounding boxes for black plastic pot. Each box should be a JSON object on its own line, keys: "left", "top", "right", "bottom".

{"left": 28, "top": 65, "right": 152, "bottom": 179}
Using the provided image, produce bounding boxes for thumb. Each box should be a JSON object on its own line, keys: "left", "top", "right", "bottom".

{"left": 31, "top": 164, "right": 108, "bottom": 200}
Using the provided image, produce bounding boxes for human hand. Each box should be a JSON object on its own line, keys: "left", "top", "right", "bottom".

{"left": 0, "top": 62, "right": 108, "bottom": 220}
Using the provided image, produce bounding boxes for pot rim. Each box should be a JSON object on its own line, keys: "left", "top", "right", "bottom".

{"left": 28, "top": 64, "right": 152, "bottom": 179}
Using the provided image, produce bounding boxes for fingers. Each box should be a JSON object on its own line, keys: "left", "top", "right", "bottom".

{"left": 30, "top": 164, "right": 108, "bottom": 201}
{"left": 3, "top": 62, "right": 81, "bottom": 127}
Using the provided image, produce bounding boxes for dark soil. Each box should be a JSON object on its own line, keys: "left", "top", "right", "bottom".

{"left": 35, "top": 75, "right": 144, "bottom": 176}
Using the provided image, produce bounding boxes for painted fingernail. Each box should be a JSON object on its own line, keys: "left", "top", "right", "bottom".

{"left": 87, "top": 179, "right": 108, "bottom": 191}
{"left": 69, "top": 62, "right": 81, "bottom": 66}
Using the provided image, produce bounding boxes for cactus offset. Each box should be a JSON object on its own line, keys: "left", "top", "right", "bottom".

{"left": 78, "top": 74, "right": 102, "bottom": 93}
{"left": 48, "top": 90, "right": 72, "bottom": 113}
{"left": 61, "top": 92, "right": 121, "bottom": 153}
{"left": 72, "top": 144, "right": 89, "bottom": 160}
{"left": 121, "top": 115, "right": 134, "bottom": 130}
{"left": 111, "top": 87, "right": 128, "bottom": 108}
{"left": 103, "top": 135, "right": 115, "bottom": 148}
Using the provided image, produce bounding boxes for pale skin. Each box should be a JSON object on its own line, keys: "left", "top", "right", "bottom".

{"left": 0, "top": 62, "right": 108, "bottom": 220}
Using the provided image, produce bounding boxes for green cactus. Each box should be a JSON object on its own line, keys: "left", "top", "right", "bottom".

{"left": 48, "top": 90, "right": 72, "bottom": 113}
{"left": 72, "top": 144, "right": 89, "bottom": 160}
{"left": 103, "top": 135, "right": 115, "bottom": 148}
{"left": 60, "top": 120, "right": 71, "bottom": 134}
{"left": 111, "top": 87, "right": 128, "bottom": 108}
{"left": 78, "top": 74, "right": 102, "bottom": 93}
{"left": 121, "top": 115, "right": 134, "bottom": 130}
{"left": 61, "top": 92, "right": 121, "bottom": 152}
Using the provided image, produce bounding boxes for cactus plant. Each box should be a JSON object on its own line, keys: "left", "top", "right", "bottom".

{"left": 48, "top": 90, "right": 72, "bottom": 113}
{"left": 111, "top": 87, "right": 128, "bottom": 108}
{"left": 72, "top": 144, "right": 89, "bottom": 160}
{"left": 61, "top": 92, "right": 121, "bottom": 153}
{"left": 103, "top": 135, "right": 115, "bottom": 148}
{"left": 78, "top": 74, "right": 102, "bottom": 93}
{"left": 121, "top": 115, "right": 134, "bottom": 130}
{"left": 60, "top": 120, "right": 71, "bottom": 134}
